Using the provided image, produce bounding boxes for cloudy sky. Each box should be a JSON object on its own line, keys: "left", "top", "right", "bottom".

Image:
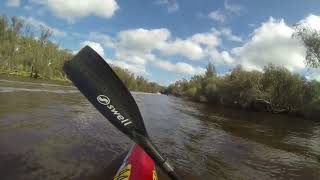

{"left": 2, "top": 0, "right": 320, "bottom": 84}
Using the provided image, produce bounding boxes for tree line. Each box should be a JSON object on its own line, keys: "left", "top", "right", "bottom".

{"left": 164, "top": 25, "right": 320, "bottom": 119}
{"left": 0, "top": 15, "right": 163, "bottom": 93}
{"left": 111, "top": 65, "right": 164, "bottom": 93}
{"left": 163, "top": 63, "right": 320, "bottom": 119}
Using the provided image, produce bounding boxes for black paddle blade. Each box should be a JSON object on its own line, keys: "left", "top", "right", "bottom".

{"left": 63, "top": 46, "right": 148, "bottom": 137}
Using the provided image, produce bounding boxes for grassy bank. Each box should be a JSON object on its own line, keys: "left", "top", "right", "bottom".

{"left": 0, "top": 72, "right": 72, "bottom": 86}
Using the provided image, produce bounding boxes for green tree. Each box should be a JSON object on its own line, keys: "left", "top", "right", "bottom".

{"left": 293, "top": 25, "right": 320, "bottom": 67}
{"left": 221, "top": 65, "right": 264, "bottom": 108}
{"left": 262, "top": 64, "right": 306, "bottom": 111}
{"left": 205, "top": 62, "right": 216, "bottom": 78}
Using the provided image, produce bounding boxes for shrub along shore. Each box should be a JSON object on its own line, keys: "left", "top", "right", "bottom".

{"left": 163, "top": 63, "right": 320, "bottom": 120}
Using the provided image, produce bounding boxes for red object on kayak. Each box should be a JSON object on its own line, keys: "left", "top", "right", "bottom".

{"left": 113, "top": 144, "right": 158, "bottom": 180}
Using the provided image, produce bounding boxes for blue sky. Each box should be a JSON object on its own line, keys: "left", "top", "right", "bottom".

{"left": 2, "top": 0, "right": 320, "bottom": 85}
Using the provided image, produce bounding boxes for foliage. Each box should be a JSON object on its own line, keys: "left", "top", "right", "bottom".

{"left": 165, "top": 63, "right": 320, "bottom": 119}
{"left": 293, "top": 25, "right": 320, "bottom": 68}
{"left": 0, "top": 14, "right": 162, "bottom": 93}
{"left": 205, "top": 62, "right": 216, "bottom": 78}
{"left": 112, "top": 66, "right": 163, "bottom": 92}
{"left": 0, "top": 15, "right": 72, "bottom": 80}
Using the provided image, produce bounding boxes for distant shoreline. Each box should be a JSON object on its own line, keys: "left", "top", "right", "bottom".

{"left": 0, "top": 74, "right": 163, "bottom": 95}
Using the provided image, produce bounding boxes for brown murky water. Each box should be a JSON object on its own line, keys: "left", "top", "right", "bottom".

{"left": 0, "top": 78, "right": 319, "bottom": 180}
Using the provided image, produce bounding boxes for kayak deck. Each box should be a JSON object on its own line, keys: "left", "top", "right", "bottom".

{"left": 114, "top": 144, "right": 158, "bottom": 180}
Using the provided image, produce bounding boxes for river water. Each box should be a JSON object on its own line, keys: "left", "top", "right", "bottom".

{"left": 0, "top": 78, "right": 319, "bottom": 180}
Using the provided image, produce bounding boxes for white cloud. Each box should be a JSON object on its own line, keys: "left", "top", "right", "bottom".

{"left": 159, "top": 39, "right": 205, "bottom": 60}
{"left": 220, "top": 28, "right": 243, "bottom": 42}
{"left": 208, "top": 10, "right": 226, "bottom": 22}
{"left": 205, "top": 47, "right": 235, "bottom": 64}
{"left": 114, "top": 49, "right": 152, "bottom": 65}
{"left": 298, "top": 14, "right": 320, "bottom": 31}
{"left": 211, "top": 27, "right": 243, "bottom": 42}
{"left": 112, "top": 60, "right": 147, "bottom": 75}
{"left": 107, "top": 27, "right": 211, "bottom": 75}
{"left": 186, "top": 28, "right": 241, "bottom": 62}
{"left": 208, "top": 0, "right": 244, "bottom": 23}
{"left": 101, "top": 29, "right": 170, "bottom": 74}
{"left": 89, "top": 32, "right": 114, "bottom": 48}
{"left": 218, "top": 15, "right": 320, "bottom": 75}
{"left": 117, "top": 28, "right": 170, "bottom": 53}
{"left": 80, "top": 41, "right": 105, "bottom": 57}
{"left": 76, "top": 39, "right": 147, "bottom": 74}
{"left": 154, "top": 60, "right": 205, "bottom": 75}
{"left": 79, "top": 27, "right": 244, "bottom": 78}
{"left": 191, "top": 32, "right": 221, "bottom": 47}
{"left": 6, "top": 0, "right": 20, "bottom": 7}
{"left": 18, "top": 16, "right": 66, "bottom": 37}
{"left": 110, "top": 27, "right": 242, "bottom": 75}
{"left": 224, "top": 0, "right": 243, "bottom": 15}
{"left": 230, "top": 17, "right": 306, "bottom": 71}
{"left": 116, "top": 28, "right": 208, "bottom": 60}
{"left": 221, "top": 51, "right": 235, "bottom": 64}
{"left": 155, "top": 0, "right": 179, "bottom": 13}
{"left": 30, "top": 0, "right": 119, "bottom": 22}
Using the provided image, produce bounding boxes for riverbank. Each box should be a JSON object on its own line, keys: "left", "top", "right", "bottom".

{"left": 0, "top": 74, "right": 164, "bottom": 96}
{"left": 170, "top": 94, "right": 320, "bottom": 120}
{"left": 0, "top": 71, "right": 71, "bottom": 86}
{"left": 164, "top": 63, "right": 320, "bottom": 121}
